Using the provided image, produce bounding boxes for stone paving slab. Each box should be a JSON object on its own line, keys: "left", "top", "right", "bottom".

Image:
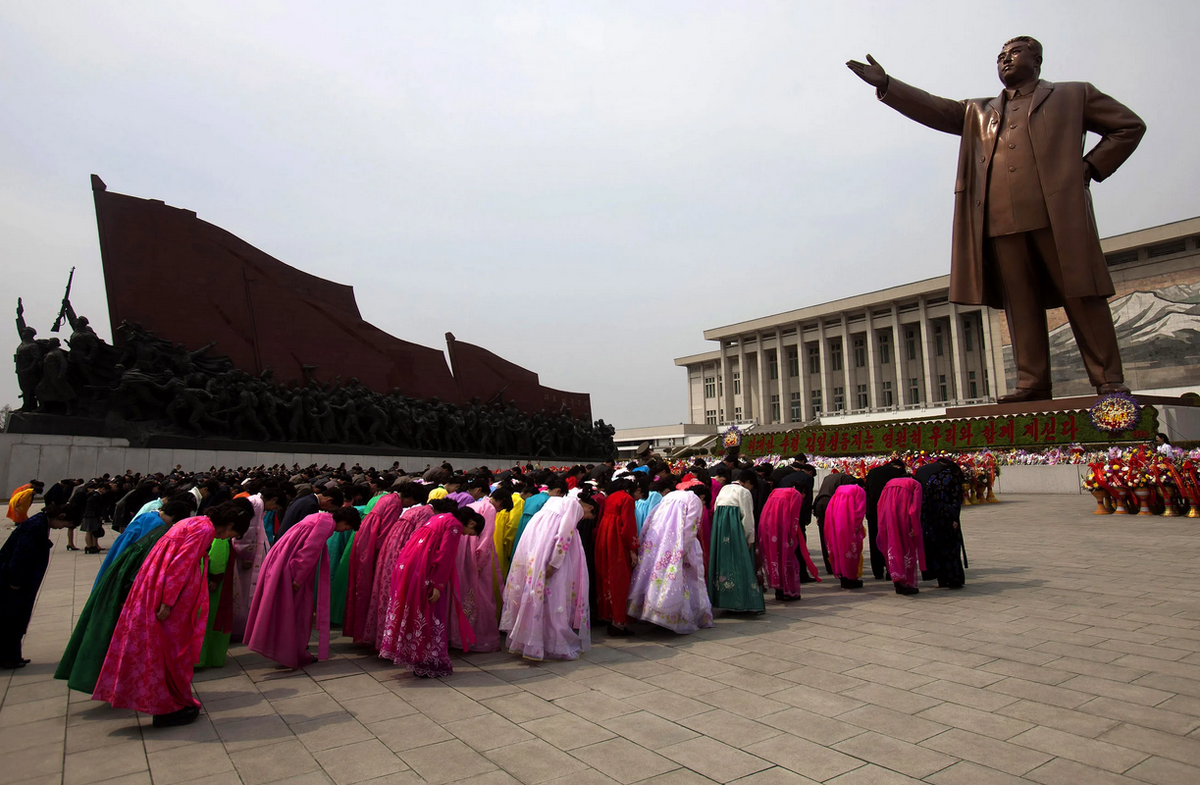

{"left": 4, "top": 495, "right": 1200, "bottom": 785}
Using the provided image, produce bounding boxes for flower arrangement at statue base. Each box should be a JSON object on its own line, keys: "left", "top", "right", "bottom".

{"left": 1084, "top": 446, "right": 1200, "bottom": 519}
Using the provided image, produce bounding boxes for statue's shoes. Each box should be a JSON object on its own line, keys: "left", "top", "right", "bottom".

{"left": 997, "top": 388, "right": 1052, "bottom": 404}
{"left": 1097, "top": 383, "right": 1131, "bottom": 395}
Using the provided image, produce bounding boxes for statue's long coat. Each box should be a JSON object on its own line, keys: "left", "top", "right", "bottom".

{"left": 880, "top": 78, "right": 1145, "bottom": 309}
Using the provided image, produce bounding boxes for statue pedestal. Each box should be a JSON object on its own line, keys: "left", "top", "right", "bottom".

{"left": 945, "top": 394, "right": 1193, "bottom": 418}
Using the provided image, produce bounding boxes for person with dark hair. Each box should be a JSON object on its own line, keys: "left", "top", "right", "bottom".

{"left": 80, "top": 483, "right": 111, "bottom": 554}
{"left": 510, "top": 476, "right": 567, "bottom": 557}
{"left": 0, "top": 504, "right": 73, "bottom": 668}
{"left": 864, "top": 458, "right": 910, "bottom": 581}
{"left": 231, "top": 488, "right": 286, "bottom": 640}
{"left": 501, "top": 495, "right": 591, "bottom": 661}
{"left": 449, "top": 494, "right": 505, "bottom": 653}
{"left": 345, "top": 495, "right": 406, "bottom": 645}
{"left": 825, "top": 484, "right": 868, "bottom": 590}
{"left": 757, "top": 486, "right": 822, "bottom": 602}
{"left": 380, "top": 507, "right": 484, "bottom": 677}
{"left": 244, "top": 505, "right": 360, "bottom": 669}
{"left": 627, "top": 487, "right": 713, "bottom": 634}
{"left": 916, "top": 458, "right": 967, "bottom": 589}
{"left": 275, "top": 485, "right": 343, "bottom": 540}
{"left": 92, "top": 501, "right": 253, "bottom": 727}
{"left": 93, "top": 495, "right": 197, "bottom": 588}
{"left": 813, "top": 470, "right": 862, "bottom": 575}
{"left": 635, "top": 475, "right": 674, "bottom": 536}
{"left": 594, "top": 478, "right": 639, "bottom": 637}
{"left": 366, "top": 494, "right": 437, "bottom": 649}
{"left": 575, "top": 489, "right": 604, "bottom": 624}
{"left": 1155, "top": 432, "right": 1173, "bottom": 456}
{"left": 709, "top": 469, "right": 765, "bottom": 613}
{"left": 198, "top": 498, "right": 257, "bottom": 667}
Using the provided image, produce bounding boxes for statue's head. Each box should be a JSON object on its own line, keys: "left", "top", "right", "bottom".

{"left": 998, "top": 36, "right": 1042, "bottom": 87}
{"left": 76, "top": 316, "right": 89, "bottom": 328}
{"left": 19, "top": 327, "right": 35, "bottom": 341}
{"left": 47, "top": 337, "right": 61, "bottom": 349}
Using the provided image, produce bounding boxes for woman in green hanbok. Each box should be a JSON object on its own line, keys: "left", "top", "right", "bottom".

{"left": 197, "top": 537, "right": 234, "bottom": 667}
{"left": 708, "top": 470, "right": 765, "bottom": 613}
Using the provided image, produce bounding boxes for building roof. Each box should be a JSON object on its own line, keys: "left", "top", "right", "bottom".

{"left": 701, "top": 275, "right": 950, "bottom": 341}
{"left": 1101, "top": 216, "right": 1200, "bottom": 254}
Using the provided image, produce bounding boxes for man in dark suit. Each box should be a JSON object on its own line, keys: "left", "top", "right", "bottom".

{"left": 864, "top": 458, "right": 909, "bottom": 580}
{"left": 848, "top": 37, "right": 1145, "bottom": 402}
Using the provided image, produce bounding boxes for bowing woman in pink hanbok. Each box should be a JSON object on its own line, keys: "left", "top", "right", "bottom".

{"left": 626, "top": 487, "right": 714, "bottom": 634}
{"left": 500, "top": 496, "right": 591, "bottom": 661}
{"left": 93, "top": 501, "right": 253, "bottom": 728}
{"left": 378, "top": 507, "right": 485, "bottom": 677}
{"left": 245, "top": 507, "right": 361, "bottom": 669}
{"left": 876, "top": 478, "right": 925, "bottom": 596}
{"left": 230, "top": 489, "right": 285, "bottom": 640}
{"left": 450, "top": 490, "right": 510, "bottom": 652}
{"left": 823, "top": 484, "right": 867, "bottom": 590}
{"left": 345, "top": 494, "right": 404, "bottom": 644}
{"left": 756, "top": 487, "right": 822, "bottom": 602}
{"left": 365, "top": 491, "right": 437, "bottom": 649}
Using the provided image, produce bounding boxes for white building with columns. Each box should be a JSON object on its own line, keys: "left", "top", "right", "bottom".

{"left": 676, "top": 277, "right": 998, "bottom": 429}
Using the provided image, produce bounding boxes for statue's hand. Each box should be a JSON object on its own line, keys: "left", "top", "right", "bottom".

{"left": 846, "top": 54, "right": 888, "bottom": 90}
{"left": 16, "top": 298, "right": 23, "bottom": 315}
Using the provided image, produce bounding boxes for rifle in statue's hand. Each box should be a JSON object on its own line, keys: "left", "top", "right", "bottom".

{"left": 51, "top": 267, "right": 76, "bottom": 333}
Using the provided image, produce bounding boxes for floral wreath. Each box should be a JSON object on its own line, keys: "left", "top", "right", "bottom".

{"left": 722, "top": 424, "right": 743, "bottom": 448}
{"left": 1089, "top": 392, "right": 1141, "bottom": 434}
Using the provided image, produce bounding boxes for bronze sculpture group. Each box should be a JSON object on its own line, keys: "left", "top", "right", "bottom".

{"left": 12, "top": 298, "right": 616, "bottom": 459}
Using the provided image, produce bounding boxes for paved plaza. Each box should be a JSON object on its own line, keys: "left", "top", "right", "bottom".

{"left": 3, "top": 494, "right": 1200, "bottom": 785}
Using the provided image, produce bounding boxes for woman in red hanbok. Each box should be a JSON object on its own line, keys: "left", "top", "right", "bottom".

{"left": 756, "top": 487, "right": 821, "bottom": 602}
{"left": 345, "top": 494, "right": 404, "bottom": 644}
{"left": 876, "top": 478, "right": 925, "bottom": 595}
{"left": 365, "top": 494, "right": 436, "bottom": 649}
{"left": 93, "top": 501, "right": 253, "bottom": 727}
{"left": 379, "top": 507, "right": 485, "bottom": 677}
{"left": 594, "top": 480, "right": 639, "bottom": 636}
{"left": 824, "top": 484, "right": 867, "bottom": 590}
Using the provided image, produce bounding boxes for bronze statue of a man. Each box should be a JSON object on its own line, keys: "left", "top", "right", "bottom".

{"left": 848, "top": 37, "right": 1145, "bottom": 403}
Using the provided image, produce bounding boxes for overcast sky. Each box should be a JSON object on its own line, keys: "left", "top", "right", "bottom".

{"left": 2, "top": 1, "right": 1197, "bottom": 429}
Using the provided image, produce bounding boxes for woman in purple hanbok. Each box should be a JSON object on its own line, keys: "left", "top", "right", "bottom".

{"left": 626, "top": 487, "right": 713, "bottom": 634}
{"left": 449, "top": 491, "right": 508, "bottom": 652}
{"left": 500, "top": 496, "right": 590, "bottom": 661}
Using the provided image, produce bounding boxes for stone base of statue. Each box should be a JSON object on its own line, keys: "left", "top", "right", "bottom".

{"left": 732, "top": 395, "right": 1200, "bottom": 461}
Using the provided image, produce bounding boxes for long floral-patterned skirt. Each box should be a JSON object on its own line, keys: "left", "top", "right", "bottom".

{"left": 707, "top": 507, "right": 765, "bottom": 612}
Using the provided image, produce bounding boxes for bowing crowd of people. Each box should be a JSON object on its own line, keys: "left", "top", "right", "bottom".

{"left": 0, "top": 451, "right": 967, "bottom": 727}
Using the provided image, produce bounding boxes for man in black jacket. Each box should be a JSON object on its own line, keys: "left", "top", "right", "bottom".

{"left": 0, "top": 505, "right": 73, "bottom": 667}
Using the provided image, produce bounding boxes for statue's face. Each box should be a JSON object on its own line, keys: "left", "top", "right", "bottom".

{"left": 997, "top": 40, "right": 1040, "bottom": 87}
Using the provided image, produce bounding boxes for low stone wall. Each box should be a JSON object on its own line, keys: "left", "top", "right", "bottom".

{"left": 0, "top": 433, "right": 578, "bottom": 494}
{"left": 811, "top": 465, "right": 1085, "bottom": 496}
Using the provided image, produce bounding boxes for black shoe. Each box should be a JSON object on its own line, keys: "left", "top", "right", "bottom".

{"left": 66, "top": 545, "right": 80, "bottom": 551}
{"left": 152, "top": 705, "right": 200, "bottom": 728}
{"left": 894, "top": 583, "right": 920, "bottom": 595}
{"left": 774, "top": 590, "right": 802, "bottom": 602}
{"left": 839, "top": 578, "right": 864, "bottom": 590}
{"left": 0, "top": 660, "right": 27, "bottom": 669}
{"left": 606, "top": 624, "right": 634, "bottom": 637}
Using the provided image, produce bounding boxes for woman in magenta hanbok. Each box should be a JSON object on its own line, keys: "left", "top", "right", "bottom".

{"left": 449, "top": 492, "right": 508, "bottom": 652}
{"left": 245, "top": 508, "right": 361, "bottom": 669}
{"left": 876, "top": 478, "right": 925, "bottom": 595}
{"left": 379, "top": 508, "right": 485, "bottom": 677}
{"left": 757, "top": 487, "right": 822, "bottom": 602}
{"left": 230, "top": 490, "right": 284, "bottom": 640}
{"left": 824, "top": 484, "right": 867, "bottom": 590}
{"left": 345, "top": 494, "right": 404, "bottom": 644}
{"left": 365, "top": 499, "right": 436, "bottom": 649}
{"left": 500, "top": 496, "right": 591, "bottom": 661}
{"left": 93, "top": 502, "right": 253, "bottom": 727}
{"left": 626, "top": 488, "right": 713, "bottom": 634}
